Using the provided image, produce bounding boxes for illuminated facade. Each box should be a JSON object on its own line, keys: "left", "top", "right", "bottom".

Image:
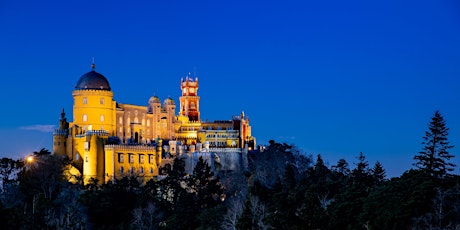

{"left": 53, "top": 64, "right": 255, "bottom": 183}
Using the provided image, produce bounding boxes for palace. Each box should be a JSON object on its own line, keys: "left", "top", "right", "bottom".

{"left": 53, "top": 64, "right": 256, "bottom": 183}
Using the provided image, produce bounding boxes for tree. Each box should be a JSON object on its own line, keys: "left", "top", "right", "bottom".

{"left": 372, "top": 161, "right": 386, "bottom": 185}
{"left": 414, "top": 111, "right": 455, "bottom": 178}
{"left": 332, "top": 158, "right": 350, "bottom": 176}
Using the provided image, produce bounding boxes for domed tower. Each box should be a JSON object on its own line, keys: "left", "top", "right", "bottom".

{"left": 148, "top": 96, "right": 161, "bottom": 114}
{"left": 179, "top": 75, "right": 200, "bottom": 121}
{"left": 72, "top": 63, "right": 116, "bottom": 135}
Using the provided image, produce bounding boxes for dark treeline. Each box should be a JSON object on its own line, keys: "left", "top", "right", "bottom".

{"left": 0, "top": 111, "right": 459, "bottom": 229}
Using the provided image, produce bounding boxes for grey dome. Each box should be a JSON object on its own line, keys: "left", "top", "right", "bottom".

{"left": 75, "top": 70, "right": 111, "bottom": 91}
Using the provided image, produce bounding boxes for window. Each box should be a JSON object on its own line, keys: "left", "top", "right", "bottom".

{"left": 129, "top": 154, "right": 134, "bottom": 164}
{"left": 119, "top": 117, "right": 123, "bottom": 124}
{"left": 76, "top": 153, "right": 80, "bottom": 161}
{"left": 83, "top": 114, "right": 88, "bottom": 122}
{"left": 120, "top": 166, "right": 124, "bottom": 174}
{"left": 118, "top": 153, "right": 124, "bottom": 163}
{"left": 149, "top": 154, "right": 154, "bottom": 164}
{"left": 140, "top": 167, "right": 144, "bottom": 174}
{"left": 100, "top": 98, "right": 104, "bottom": 105}
{"left": 100, "top": 114, "right": 105, "bottom": 122}
{"left": 130, "top": 167, "right": 135, "bottom": 174}
{"left": 147, "top": 120, "right": 150, "bottom": 127}
{"left": 150, "top": 167, "right": 154, "bottom": 174}
{"left": 83, "top": 97, "right": 87, "bottom": 104}
{"left": 139, "top": 155, "right": 145, "bottom": 164}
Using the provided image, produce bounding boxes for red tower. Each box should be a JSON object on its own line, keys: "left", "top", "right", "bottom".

{"left": 179, "top": 75, "right": 200, "bottom": 121}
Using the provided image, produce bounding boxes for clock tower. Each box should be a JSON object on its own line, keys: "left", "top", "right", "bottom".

{"left": 179, "top": 75, "right": 200, "bottom": 121}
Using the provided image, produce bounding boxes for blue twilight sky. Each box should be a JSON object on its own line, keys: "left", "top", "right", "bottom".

{"left": 0, "top": 0, "right": 459, "bottom": 178}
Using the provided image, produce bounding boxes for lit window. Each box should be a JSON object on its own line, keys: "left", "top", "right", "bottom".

{"left": 100, "top": 98, "right": 104, "bottom": 105}
{"left": 140, "top": 155, "right": 144, "bottom": 164}
{"left": 147, "top": 120, "right": 150, "bottom": 127}
{"left": 129, "top": 154, "right": 134, "bottom": 164}
{"left": 100, "top": 115, "right": 104, "bottom": 122}
{"left": 118, "top": 154, "right": 124, "bottom": 163}
{"left": 149, "top": 154, "right": 154, "bottom": 164}
{"left": 83, "top": 114, "right": 88, "bottom": 122}
{"left": 83, "top": 97, "right": 87, "bottom": 104}
{"left": 119, "top": 117, "right": 123, "bottom": 124}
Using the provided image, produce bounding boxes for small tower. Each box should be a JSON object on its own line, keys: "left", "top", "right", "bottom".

{"left": 53, "top": 108, "right": 69, "bottom": 157}
{"left": 179, "top": 74, "right": 200, "bottom": 121}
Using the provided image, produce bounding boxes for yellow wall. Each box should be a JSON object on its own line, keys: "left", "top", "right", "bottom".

{"left": 104, "top": 145, "right": 159, "bottom": 183}
{"left": 73, "top": 89, "right": 115, "bottom": 135}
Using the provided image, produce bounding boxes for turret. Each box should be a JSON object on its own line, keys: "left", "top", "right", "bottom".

{"left": 53, "top": 108, "right": 69, "bottom": 157}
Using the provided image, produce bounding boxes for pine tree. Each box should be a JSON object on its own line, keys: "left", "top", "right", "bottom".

{"left": 414, "top": 111, "right": 455, "bottom": 178}
{"left": 371, "top": 161, "right": 386, "bottom": 185}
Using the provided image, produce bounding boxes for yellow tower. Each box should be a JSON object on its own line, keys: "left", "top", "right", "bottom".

{"left": 179, "top": 75, "right": 200, "bottom": 121}
{"left": 72, "top": 63, "right": 116, "bottom": 134}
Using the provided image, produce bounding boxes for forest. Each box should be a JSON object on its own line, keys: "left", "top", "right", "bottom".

{"left": 0, "top": 111, "right": 458, "bottom": 230}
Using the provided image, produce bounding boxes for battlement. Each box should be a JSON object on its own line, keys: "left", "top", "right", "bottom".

{"left": 54, "top": 129, "right": 69, "bottom": 136}
{"left": 85, "top": 130, "right": 109, "bottom": 136}
{"left": 105, "top": 144, "right": 157, "bottom": 152}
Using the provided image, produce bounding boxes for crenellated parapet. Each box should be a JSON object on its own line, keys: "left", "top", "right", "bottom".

{"left": 105, "top": 144, "right": 157, "bottom": 152}
{"left": 208, "top": 148, "right": 242, "bottom": 153}
{"left": 54, "top": 129, "right": 69, "bottom": 136}
{"left": 85, "top": 130, "right": 109, "bottom": 137}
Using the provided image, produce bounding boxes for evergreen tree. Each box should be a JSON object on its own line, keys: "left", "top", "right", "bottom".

{"left": 332, "top": 158, "right": 350, "bottom": 176}
{"left": 414, "top": 111, "right": 455, "bottom": 178}
{"left": 372, "top": 161, "right": 386, "bottom": 185}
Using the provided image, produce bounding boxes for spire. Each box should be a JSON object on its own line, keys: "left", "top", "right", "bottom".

{"left": 60, "top": 108, "right": 66, "bottom": 119}
{"left": 91, "top": 57, "right": 96, "bottom": 71}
